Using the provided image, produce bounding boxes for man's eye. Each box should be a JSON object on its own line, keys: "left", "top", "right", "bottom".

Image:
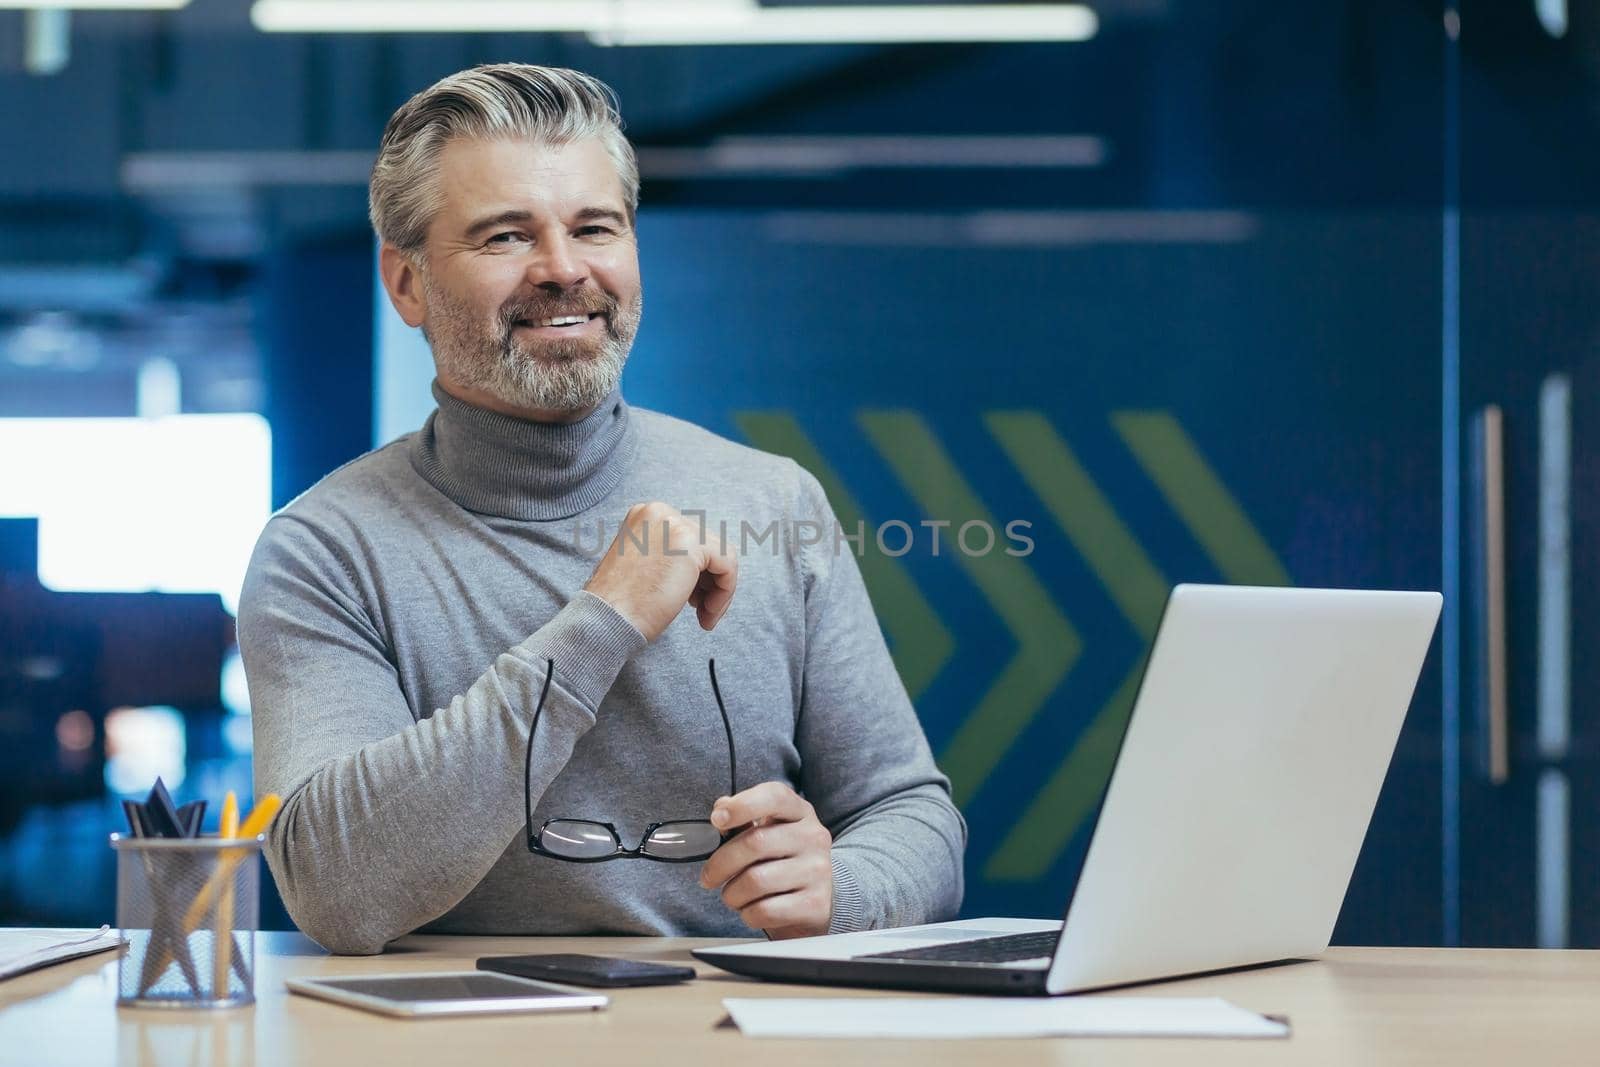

{"left": 576, "top": 225, "right": 614, "bottom": 237}
{"left": 487, "top": 232, "right": 528, "bottom": 246}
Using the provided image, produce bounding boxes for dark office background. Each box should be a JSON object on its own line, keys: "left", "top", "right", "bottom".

{"left": 2, "top": 0, "right": 1596, "bottom": 948}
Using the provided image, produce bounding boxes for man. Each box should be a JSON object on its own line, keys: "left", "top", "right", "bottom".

{"left": 238, "top": 63, "right": 965, "bottom": 955}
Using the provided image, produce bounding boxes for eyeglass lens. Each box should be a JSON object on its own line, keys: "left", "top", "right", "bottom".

{"left": 641, "top": 821, "right": 723, "bottom": 860}
{"left": 539, "top": 819, "right": 620, "bottom": 860}
{"left": 535, "top": 819, "right": 724, "bottom": 861}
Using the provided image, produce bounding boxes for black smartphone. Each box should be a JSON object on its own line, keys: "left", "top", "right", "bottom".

{"left": 477, "top": 953, "right": 696, "bottom": 988}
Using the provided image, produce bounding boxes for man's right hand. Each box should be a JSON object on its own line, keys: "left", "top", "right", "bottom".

{"left": 583, "top": 502, "right": 739, "bottom": 642}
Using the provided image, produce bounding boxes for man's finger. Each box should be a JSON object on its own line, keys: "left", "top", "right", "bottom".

{"left": 718, "top": 855, "right": 820, "bottom": 911}
{"left": 694, "top": 538, "right": 738, "bottom": 630}
{"left": 711, "top": 781, "right": 811, "bottom": 832}
{"left": 698, "top": 820, "right": 813, "bottom": 889}
{"left": 739, "top": 887, "right": 830, "bottom": 935}
{"left": 690, "top": 569, "right": 734, "bottom": 630}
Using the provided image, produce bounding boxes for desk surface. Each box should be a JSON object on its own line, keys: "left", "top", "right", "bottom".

{"left": 3, "top": 931, "right": 1599, "bottom": 1066}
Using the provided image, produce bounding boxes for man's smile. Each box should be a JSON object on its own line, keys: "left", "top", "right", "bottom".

{"left": 512, "top": 311, "right": 606, "bottom": 338}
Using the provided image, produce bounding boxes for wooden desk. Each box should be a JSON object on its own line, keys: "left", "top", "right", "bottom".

{"left": 3, "top": 932, "right": 1599, "bottom": 1065}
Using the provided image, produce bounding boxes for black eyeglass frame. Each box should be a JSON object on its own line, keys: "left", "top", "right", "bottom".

{"left": 523, "top": 657, "right": 738, "bottom": 864}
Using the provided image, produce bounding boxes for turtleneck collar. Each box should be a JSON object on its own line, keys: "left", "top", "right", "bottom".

{"left": 409, "top": 379, "right": 637, "bottom": 520}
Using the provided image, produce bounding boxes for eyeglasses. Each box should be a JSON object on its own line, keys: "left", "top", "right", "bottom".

{"left": 523, "top": 658, "right": 737, "bottom": 863}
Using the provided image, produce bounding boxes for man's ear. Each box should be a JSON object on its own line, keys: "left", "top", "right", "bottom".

{"left": 378, "top": 244, "right": 428, "bottom": 328}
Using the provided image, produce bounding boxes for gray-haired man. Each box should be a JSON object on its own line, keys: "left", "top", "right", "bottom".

{"left": 239, "top": 64, "right": 965, "bottom": 955}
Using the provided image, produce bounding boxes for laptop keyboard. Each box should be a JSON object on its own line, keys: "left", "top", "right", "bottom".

{"left": 858, "top": 930, "right": 1059, "bottom": 966}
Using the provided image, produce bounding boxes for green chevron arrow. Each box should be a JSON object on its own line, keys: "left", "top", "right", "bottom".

{"left": 859, "top": 410, "right": 1079, "bottom": 808}
{"left": 987, "top": 666, "right": 1144, "bottom": 881}
{"left": 987, "top": 412, "right": 1168, "bottom": 635}
{"left": 983, "top": 412, "right": 1170, "bottom": 881}
{"left": 732, "top": 411, "right": 954, "bottom": 700}
{"left": 1112, "top": 412, "right": 1291, "bottom": 587}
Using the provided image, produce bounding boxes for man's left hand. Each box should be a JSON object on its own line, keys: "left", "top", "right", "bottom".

{"left": 699, "top": 782, "right": 834, "bottom": 939}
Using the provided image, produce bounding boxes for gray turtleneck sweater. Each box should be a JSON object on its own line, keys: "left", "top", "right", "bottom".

{"left": 238, "top": 382, "right": 965, "bottom": 954}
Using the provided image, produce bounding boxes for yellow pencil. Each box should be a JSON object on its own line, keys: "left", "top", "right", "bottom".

{"left": 143, "top": 793, "right": 282, "bottom": 998}
{"left": 214, "top": 791, "right": 239, "bottom": 996}
{"left": 181, "top": 794, "right": 281, "bottom": 935}
{"left": 235, "top": 794, "right": 282, "bottom": 842}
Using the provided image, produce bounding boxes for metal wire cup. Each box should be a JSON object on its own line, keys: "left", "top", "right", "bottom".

{"left": 111, "top": 833, "right": 261, "bottom": 1009}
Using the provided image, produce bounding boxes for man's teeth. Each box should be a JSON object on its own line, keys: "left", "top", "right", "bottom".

{"left": 529, "top": 314, "right": 590, "bottom": 327}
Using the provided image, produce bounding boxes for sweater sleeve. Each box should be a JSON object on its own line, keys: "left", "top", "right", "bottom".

{"left": 237, "top": 513, "right": 645, "bottom": 955}
{"left": 788, "top": 467, "right": 968, "bottom": 933}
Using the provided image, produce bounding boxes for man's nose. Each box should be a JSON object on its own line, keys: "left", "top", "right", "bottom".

{"left": 526, "top": 233, "right": 588, "bottom": 289}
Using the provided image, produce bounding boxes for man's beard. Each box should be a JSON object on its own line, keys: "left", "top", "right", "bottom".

{"left": 422, "top": 276, "right": 641, "bottom": 416}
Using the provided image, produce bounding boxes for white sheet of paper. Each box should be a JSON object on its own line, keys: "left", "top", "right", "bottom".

{"left": 0, "top": 926, "right": 123, "bottom": 981}
{"left": 722, "top": 995, "right": 1290, "bottom": 1039}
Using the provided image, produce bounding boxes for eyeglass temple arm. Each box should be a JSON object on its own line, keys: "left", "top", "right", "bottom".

{"left": 524, "top": 658, "right": 556, "bottom": 849}
{"left": 528, "top": 658, "right": 736, "bottom": 844}
{"left": 708, "top": 658, "right": 738, "bottom": 799}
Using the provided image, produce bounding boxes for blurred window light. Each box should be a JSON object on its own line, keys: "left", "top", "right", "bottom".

{"left": 223, "top": 714, "right": 254, "bottom": 756}
{"left": 136, "top": 357, "right": 182, "bottom": 419}
{"left": 23, "top": 9, "right": 69, "bottom": 76}
{"left": 221, "top": 648, "right": 252, "bottom": 718}
{"left": 0, "top": 415, "right": 271, "bottom": 615}
{"left": 251, "top": 0, "right": 1099, "bottom": 44}
{"left": 18, "top": 655, "right": 65, "bottom": 681}
{"left": 55, "top": 709, "right": 95, "bottom": 753}
{"left": 1536, "top": 0, "right": 1567, "bottom": 37}
{"left": 3, "top": 312, "right": 102, "bottom": 371}
{"left": 0, "top": 0, "right": 189, "bottom": 7}
{"left": 104, "top": 705, "right": 186, "bottom": 796}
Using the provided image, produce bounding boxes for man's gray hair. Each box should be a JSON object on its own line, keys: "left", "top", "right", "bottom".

{"left": 369, "top": 63, "right": 639, "bottom": 260}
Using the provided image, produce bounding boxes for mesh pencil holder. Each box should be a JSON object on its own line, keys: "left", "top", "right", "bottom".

{"left": 111, "top": 833, "right": 262, "bottom": 1009}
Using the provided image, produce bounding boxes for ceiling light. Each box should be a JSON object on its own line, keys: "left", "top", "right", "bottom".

{"left": 251, "top": 0, "right": 747, "bottom": 33}
{"left": 249, "top": 1, "right": 1098, "bottom": 44}
{"left": 593, "top": 5, "right": 1098, "bottom": 45}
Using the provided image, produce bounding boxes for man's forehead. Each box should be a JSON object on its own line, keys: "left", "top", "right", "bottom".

{"left": 434, "top": 136, "right": 626, "bottom": 227}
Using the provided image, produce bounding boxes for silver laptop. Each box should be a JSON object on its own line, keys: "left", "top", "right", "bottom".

{"left": 694, "top": 584, "right": 1443, "bottom": 995}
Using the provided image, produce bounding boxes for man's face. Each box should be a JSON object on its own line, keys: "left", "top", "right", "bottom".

{"left": 413, "top": 135, "right": 642, "bottom": 418}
